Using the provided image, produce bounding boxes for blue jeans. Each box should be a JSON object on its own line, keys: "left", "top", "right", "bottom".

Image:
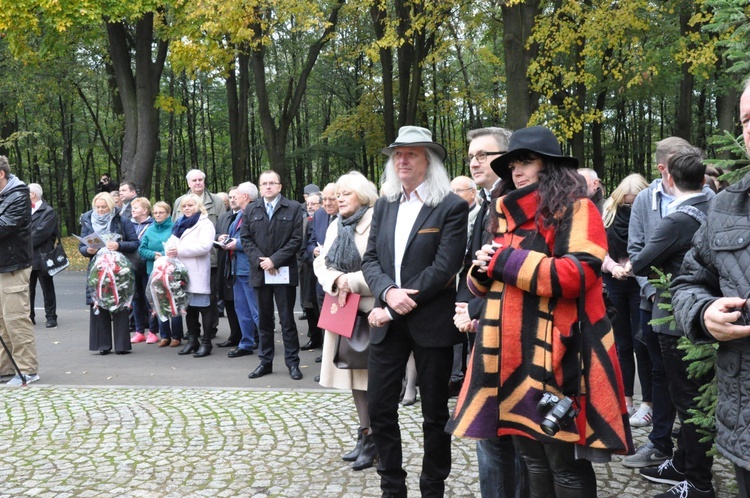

{"left": 234, "top": 275, "right": 258, "bottom": 351}
{"left": 157, "top": 315, "right": 184, "bottom": 340}
{"left": 477, "top": 436, "right": 527, "bottom": 498}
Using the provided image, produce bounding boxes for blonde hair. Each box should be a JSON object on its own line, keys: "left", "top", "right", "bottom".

{"left": 131, "top": 197, "right": 152, "bottom": 214}
{"left": 336, "top": 171, "right": 379, "bottom": 208}
{"left": 92, "top": 192, "right": 116, "bottom": 211}
{"left": 180, "top": 193, "right": 207, "bottom": 216}
{"left": 152, "top": 201, "right": 172, "bottom": 215}
{"left": 602, "top": 174, "right": 649, "bottom": 227}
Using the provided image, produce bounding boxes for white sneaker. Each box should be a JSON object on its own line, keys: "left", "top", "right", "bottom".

{"left": 6, "top": 374, "right": 40, "bottom": 386}
{"left": 630, "top": 403, "right": 653, "bottom": 427}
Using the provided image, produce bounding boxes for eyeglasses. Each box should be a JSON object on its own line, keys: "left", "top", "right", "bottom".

{"left": 451, "top": 187, "right": 475, "bottom": 194}
{"left": 467, "top": 151, "right": 506, "bottom": 164}
{"left": 260, "top": 182, "right": 280, "bottom": 187}
{"left": 307, "top": 201, "right": 321, "bottom": 206}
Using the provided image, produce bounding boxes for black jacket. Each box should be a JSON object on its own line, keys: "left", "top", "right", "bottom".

{"left": 240, "top": 195, "right": 304, "bottom": 287}
{"left": 30, "top": 202, "right": 59, "bottom": 271}
{"left": 672, "top": 173, "right": 750, "bottom": 470}
{"left": 0, "top": 175, "right": 33, "bottom": 273}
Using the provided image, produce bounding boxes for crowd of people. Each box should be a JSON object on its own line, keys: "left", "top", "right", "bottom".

{"left": 3, "top": 81, "right": 750, "bottom": 498}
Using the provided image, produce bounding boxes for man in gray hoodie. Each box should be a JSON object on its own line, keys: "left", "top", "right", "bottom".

{"left": 623, "top": 137, "right": 714, "bottom": 469}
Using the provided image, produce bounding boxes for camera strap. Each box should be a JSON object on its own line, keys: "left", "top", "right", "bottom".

{"left": 563, "top": 254, "right": 586, "bottom": 400}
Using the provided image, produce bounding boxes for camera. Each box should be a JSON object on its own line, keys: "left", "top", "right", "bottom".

{"left": 537, "top": 392, "right": 579, "bottom": 436}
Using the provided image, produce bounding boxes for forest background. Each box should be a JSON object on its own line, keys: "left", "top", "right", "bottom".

{"left": 0, "top": 0, "right": 748, "bottom": 235}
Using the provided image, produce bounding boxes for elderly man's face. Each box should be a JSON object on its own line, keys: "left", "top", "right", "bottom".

{"left": 741, "top": 89, "right": 750, "bottom": 156}
{"left": 321, "top": 186, "right": 339, "bottom": 216}
{"left": 228, "top": 190, "right": 240, "bottom": 211}
{"left": 393, "top": 146, "right": 428, "bottom": 190}
{"left": 306, "top": 194, "right": 322, "bottom": 215}
{"left": 188, "top": 173, "right": 206, "bottom": 195}
{"left": 450, "top": 178, "right": 476, "bottom": 205}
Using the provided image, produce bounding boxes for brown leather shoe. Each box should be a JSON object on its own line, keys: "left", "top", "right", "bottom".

{"left": 157, "top": 339, "right": 170, "bottom": 348}
{"left": 169, "top": 339, "right": 182, "bottom": 347}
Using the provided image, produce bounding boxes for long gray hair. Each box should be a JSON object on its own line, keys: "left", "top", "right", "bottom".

{"left": 380, "top": 148, "right": 452, "bottom": 207}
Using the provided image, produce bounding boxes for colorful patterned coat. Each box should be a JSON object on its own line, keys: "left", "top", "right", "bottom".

{"left": 446, "top": 183, "right": 633, "bottom": 454}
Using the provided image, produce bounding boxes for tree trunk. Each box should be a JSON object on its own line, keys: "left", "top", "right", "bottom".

{"left": 501, "top": 1, "right": 541, "bottom": 130}
{"left": 106, "top": 13, "right": 168, "bottom": 197}
{"left": 370, "top": 4, "right": 395, "bottom": 144}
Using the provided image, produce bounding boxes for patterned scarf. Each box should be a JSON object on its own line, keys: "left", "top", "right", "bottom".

{"left": 325, "top": 206, "right": 369, "bottom": 272}
{"left": 172, "top": 212, "right": 201, "bottom": 239}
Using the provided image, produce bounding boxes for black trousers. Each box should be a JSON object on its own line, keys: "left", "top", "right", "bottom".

{"left": 737, "top": 465, "right": 750, "bottom": 498}
{"left": 658, "top": 334, "right": 714, "bottom": 489}
{"left": 255, "top": 285, "right": 300, "bottom": 369}
{"left": 89, "top": 306, "right": 130, "bottom": 353}
{"left": 367, "top": 320, "right": 453, "bottom": 498}
{"left": 29, "top": 270, "right": 57, "bottom": 321}
{"left": 304, "top": 297, "right": 322, "bottom": 344}
{"left": 186, "top": 304, "right": 217, "bottom": 345}
{"left": 224, "top": 299, "right": 242, "bottom": 344}
{"left": 511, "top": 437, "right": 596, "bottom": 498}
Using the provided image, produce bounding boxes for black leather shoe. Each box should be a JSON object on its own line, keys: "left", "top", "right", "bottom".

{"left": 248, "top": 364, "right": 272, "bottom": 379}
{"left": 193, "top": 345, "right": 212, "bottom": 358}
{"left": 289, "top": 366, "right": 303, "bottom": 380}
{"left": 228, "top": 347, "right": 253, "bottom": 358}
{"left": 300, "top": 340, "right": 322, "bottom": 351}
{"left": 216, "top": 340, "right": 239, "bottom": 348}
{"left": 99, "top": 349, "right": 110, "bottom": 356}
{"left": 45, "top": 319, "right": 58, "bottom": 328}
{"left": 315, "top": 356, "right": 322, "bottom": 363}
{"left": 30, "top": 316, "right": 36, "bottom": 325}
{"left": 314, "top": 375, "right": 320, "bottom": 382}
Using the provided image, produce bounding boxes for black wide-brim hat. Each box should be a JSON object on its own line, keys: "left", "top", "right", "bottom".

{"left": 490, "top": 126, "right": 579, "bottom": 180}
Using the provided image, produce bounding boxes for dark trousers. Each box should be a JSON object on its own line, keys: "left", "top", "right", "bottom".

{"left": 304, "top": 298, "right": 322, "bottom": 344}
{"left": 158, "top": 315, "right": 184, "bottom": 340}
{"left": 89, "top": 306, "right": 130, "bottom": 353}
{"left": 223, "top": 299, "right": 242, "bottom": 344}
{"left": 737, "top": 465, "right": 750, "bottom": 498}
{"left": 186, "top": 304, "right": 216, "bottom": 346}
{"left": 207, "top": 267, "right": 220, "bottom": 339}
{"left": 367, "top": 321, "right": 453, "bottom": 498}
{"left": 131, "top": 267, "right": 153, "bottom": 333}
{"left": 511, "top": 437, "right": 596, "bottom": 498}
{"left": 29, "top": 270, "right": 57, "bottom": 321}
{"left": 658, "top": 334, "right": 714, "bottom": 489}
{"left": 603, "top": 275, "right": 651, "bottom": 400}
{"left": 255, "top": 285, "right": 300, "bottom": 369}
{"left": 477, "top": 435, "right": 528, "bottom": 498}
{"left": 642, "top": 309, "right": 675, "bottom": 456}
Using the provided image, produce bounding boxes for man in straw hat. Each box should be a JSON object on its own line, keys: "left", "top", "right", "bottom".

{"left": 362, "top": 126, "right": 468, "bottom": 497}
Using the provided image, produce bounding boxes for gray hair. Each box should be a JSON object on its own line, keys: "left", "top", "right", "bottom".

{"left": 380, "top": 148, "right": 451, "bottom": 207}
{"left": 467, "top": 127, "right": 512, "bottom": 151}
{"left": 237, "top": 182, "right": 259, "bottom": 201}
{"left": 450, "top": 175, "right": 477, "bottom": 190}
{"left": 28, "top": 183, "right": 43, "bottom": 199}
{"left": 185, "top": 169, "right": 206, "bottom": 181}
{"left": 577, "top": 168, "right": 598, "bottom": 180}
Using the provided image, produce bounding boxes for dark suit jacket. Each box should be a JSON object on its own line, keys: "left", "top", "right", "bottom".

{"left": 216, "top": 209, "right": 240, "bottom": 300}
{"left": 30, "top": 202, "right": 59, "bottom": 271}
{"left": 362, "top": 192, "right": 468, "bottom": 348}
{"left": 306, "top": 207, "right": 332, "bottom": 262}
{"left": 240, "top": 195, "right": 304, "bottom": 288}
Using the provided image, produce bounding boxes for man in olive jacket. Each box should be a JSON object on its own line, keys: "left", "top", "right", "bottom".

{"left": 0, "top": 156, "right": 39, "bottom": 386}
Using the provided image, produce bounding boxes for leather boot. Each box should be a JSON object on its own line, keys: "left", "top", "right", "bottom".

{"left": 178, "top": 336, "right": 199, "bottom": 355}
{"left": 352, "top": 429, "right": 377, "bottom": 471}
{"left": 342, "top": 428, "right": 365, "bottom": 462}
{"left": 193, "top": 336, "right": 212, "bottom": 358}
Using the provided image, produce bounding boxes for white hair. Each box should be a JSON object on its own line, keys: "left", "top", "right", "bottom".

{"left": 237, "top": 182, "right": 259, "bottom": 201}
{"left": 577, "top": 168, "right": 598, "bottom": 180}
{"left": 380, "top": 148, "right": 451, "bottom": 207}
{"left": 185, "top": 169, "right": 206, "bottom": 181}
{"left": 28, "top": 183, "right": 43, "bottom": 199}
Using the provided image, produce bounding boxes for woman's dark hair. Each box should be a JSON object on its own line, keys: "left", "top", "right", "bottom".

{"left": 536, "top": 157, "right": 588, "bottom": 231}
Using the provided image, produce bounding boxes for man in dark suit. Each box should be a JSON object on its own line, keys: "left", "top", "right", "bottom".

{"left": 241, "top": 170, "right": 305, "bottom": 381}
{"left": 215, "top": 187, "right": 242, "bottom": 348}
{"left": 362, "top": 126, "right": 468, "bottom": 498}
{"left": 28, "top": 183, "right": 59, "bottom": 328}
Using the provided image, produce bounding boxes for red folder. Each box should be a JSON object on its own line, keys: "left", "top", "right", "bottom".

{"left": 317, "top": 292, "right": 362, "bottom": 338}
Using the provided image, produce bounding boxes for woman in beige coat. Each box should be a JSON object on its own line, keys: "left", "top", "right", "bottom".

{"left": 313, "top": 171, "right": 378, "bottom": 471}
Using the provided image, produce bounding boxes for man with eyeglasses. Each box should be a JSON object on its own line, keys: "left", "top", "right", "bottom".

{"left": 453, "top": 127, "right": 527, "bottom": 498}
{"left": 299, "top": 192, "right": 324, "bottom": 351}
{"left": 241, "top": 170, "right": 305, "bottom": 381}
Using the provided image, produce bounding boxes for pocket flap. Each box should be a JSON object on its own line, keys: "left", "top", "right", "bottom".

{"left": 709, "top": 227, "right": 750, "bottom": 251}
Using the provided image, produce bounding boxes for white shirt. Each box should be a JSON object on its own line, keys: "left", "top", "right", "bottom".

{"left": 666, "top": 192, "right": 704, "bottom": 215}
{"left": 393, "top": 183, "right": 427, "bottom": 287}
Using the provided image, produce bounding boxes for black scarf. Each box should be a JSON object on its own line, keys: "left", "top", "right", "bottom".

{"left": 606, "top": 206, "right": 631, "bottom": 262}
{"left": 172, "top": 212, "right": 201, "bottom": 239}
{"left": 325, "top": 206, "right": 369, "bottom": 273}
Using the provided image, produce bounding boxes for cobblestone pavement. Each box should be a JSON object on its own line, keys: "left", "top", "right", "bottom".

{"left": 0, "top": 386, "right": 737, "bottom": 497}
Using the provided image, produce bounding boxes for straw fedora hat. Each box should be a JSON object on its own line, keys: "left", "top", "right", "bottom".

{"left": 381, "top": 126, "right": 447, "bottom": 162}
{"left": 490, "top": 126, "right": 578, "bottom": 179}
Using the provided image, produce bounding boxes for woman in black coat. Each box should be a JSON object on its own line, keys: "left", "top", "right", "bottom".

{"left": 79, "top": 192, "right": 139, "bottom": 355}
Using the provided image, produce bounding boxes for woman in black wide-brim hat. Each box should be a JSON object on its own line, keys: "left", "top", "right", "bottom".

{"left": 447, "top": 126, "right": 633, "bottom": 498}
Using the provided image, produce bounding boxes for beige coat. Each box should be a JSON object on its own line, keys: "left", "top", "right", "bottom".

{"left": 313, "top": 208, "right": 373, "bottom": 391}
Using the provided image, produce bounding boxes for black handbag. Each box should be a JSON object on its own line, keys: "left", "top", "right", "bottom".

{"left": 333, "top": 311, "right": 370, "bottom": 369}
{"left": 40, "top": 236, "right": 70, "bottom": 276}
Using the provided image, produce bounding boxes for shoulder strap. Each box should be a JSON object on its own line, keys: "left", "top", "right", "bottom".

{"left": 676, "top": 204, "right": 707, "bottom": 225}
{"left": 562, "top": 254, "right": 586, "bottom": 398}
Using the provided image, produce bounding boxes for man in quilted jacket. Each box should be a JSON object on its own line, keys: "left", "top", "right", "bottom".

{"left": 672, "top": 78, "right": 750, "bottom": 498}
